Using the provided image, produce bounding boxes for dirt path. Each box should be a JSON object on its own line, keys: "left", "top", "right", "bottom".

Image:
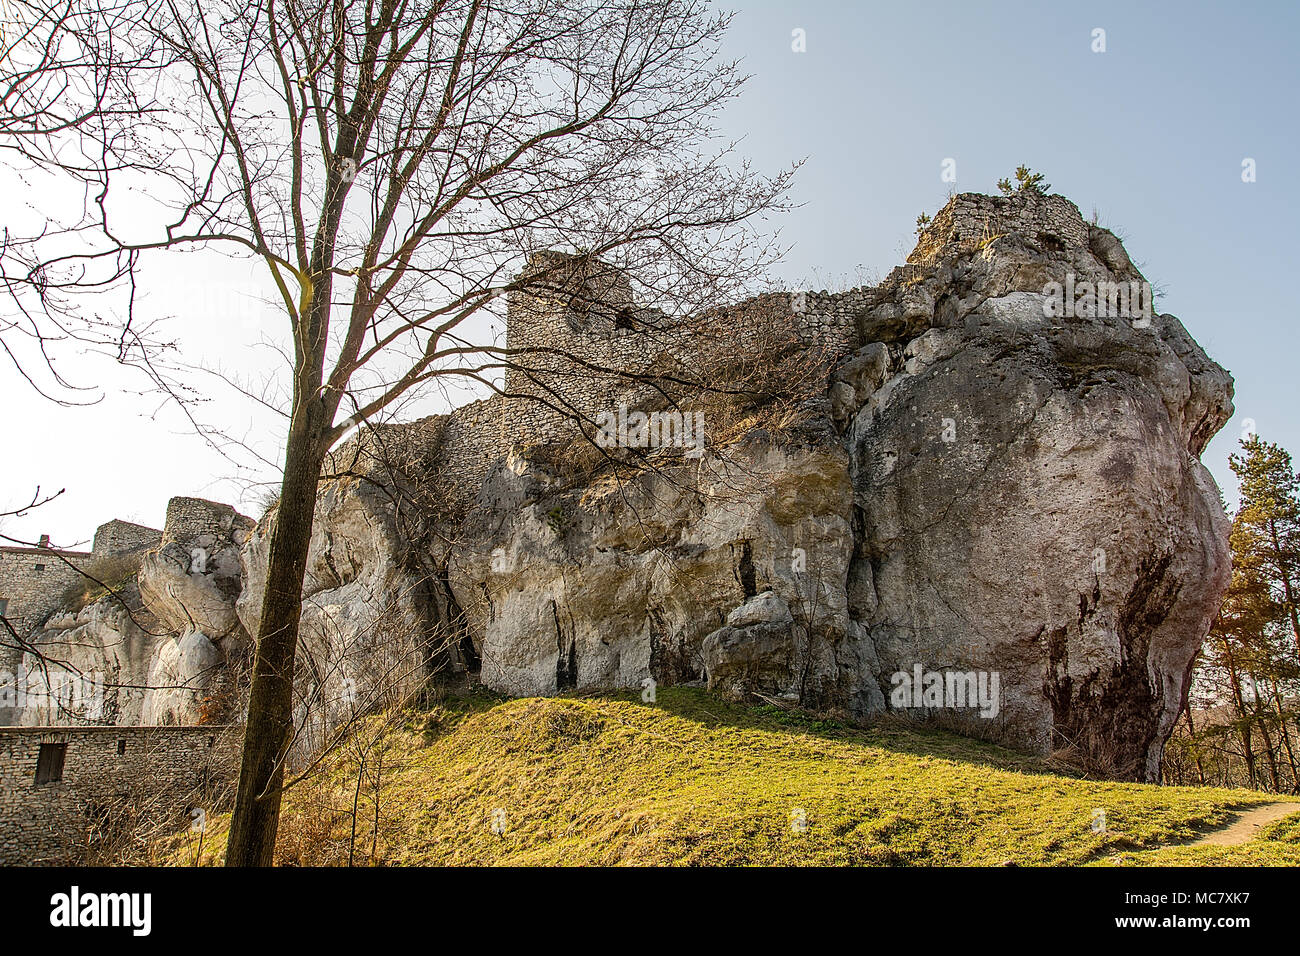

{"left": 1188, "top": 801, "right": 1300, "bottom": 847}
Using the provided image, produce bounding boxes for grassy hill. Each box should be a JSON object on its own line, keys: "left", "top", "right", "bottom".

{"left": 165, "top": 687, "right": 1300, "bottom": 866}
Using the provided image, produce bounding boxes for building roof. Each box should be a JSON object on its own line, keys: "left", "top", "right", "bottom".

{"left": 0, "top": 545, "right": 92, "bottom": 558}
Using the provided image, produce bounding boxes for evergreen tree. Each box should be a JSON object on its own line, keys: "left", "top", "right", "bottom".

{"left": 1230, "top": 436, "right": 1300, "bottom": 657}
{"left": 1167, "top": 435, "right": 1300, "bottom": 791}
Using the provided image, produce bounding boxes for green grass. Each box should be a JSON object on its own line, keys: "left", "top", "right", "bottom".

{"left": 165, "top": 687, "right": 1300, "bottom": 866}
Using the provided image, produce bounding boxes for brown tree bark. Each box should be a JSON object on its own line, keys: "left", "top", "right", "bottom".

{"left": 1183, "top": 706, "right": 1207, "bottom": 786}
{"left": 1222, "top": 637, "right": 1257, "bottom": 788}
{"left": 1269, "top": 682, "right": 1299, "bottom": 791}
{"left": 225, "top": 404, "right": 328, "bottom": 865}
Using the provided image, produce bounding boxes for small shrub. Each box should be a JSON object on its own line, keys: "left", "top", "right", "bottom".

{"left": 274, "top": 781, "right": 352, "bottom": 866}
{"left": 996, "top": 165, "right": 1050, "bottom": 197}
{"left": 58, "top": 552, "right": 143, "bottom": 615}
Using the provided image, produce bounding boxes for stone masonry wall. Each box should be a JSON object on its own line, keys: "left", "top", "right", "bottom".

{"left": 909, "top": 192, "right": 1089, "bottom": 266}
{"left": 0, "top": 547, "right": 91, "bottom": 649}
{"left": 0, "top": 725, "right": 239, "bottom": 864}
{"left": 92, "top": 519, "right": 162, "bottom": 556}
{"left": 437, "top": 397, "right": 509, "bottom": 503}
{"left": 502, "top": 252, "right": 863, "bottom": 459}
{"left": 161, "top": 497, "right": 245, "bottom": 545}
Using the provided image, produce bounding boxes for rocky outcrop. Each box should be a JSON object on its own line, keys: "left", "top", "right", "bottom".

{"left": 442, "top": 192, "right": 1233, "bottom": 780}
{"left": 137, "top": 499, "right": 253, "bottom": 652}
{"left": 12, "top": 498, "right": 255, "bottom": 727}
{"left": 16, "top": 588, "right": 161, "bottom": 725}
{"left": 236, "top": 428, "right": 460, "bottom": 751}
{"left": 16, "top": 192, "right": 1234, "bottom": 781}
{"left": 448, "top": 432, "right": 873, "bottom": 714}
{"left": 17, "top": 585, "right": 230, "bottom": 726}
{"left": 839, "top": 193, "right": 1233, "bottom": 779}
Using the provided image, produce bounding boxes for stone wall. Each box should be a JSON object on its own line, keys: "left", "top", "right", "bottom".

{"left": 161, "top": 497, "right": 246, "bottom": 545}
{"left": 0, "top": 547, "right": 91, "bottom": 646}
{"left": 0, "top": 516, "right": 162, "bottom": 648}
{"left": 323, "top": 253, "right": 869, "bottom": 509}
{"left": 437, "top": 397, "right": 509, "bottom": 502}
{"left": 93, "top": 519, "right": 162, "bottom": 556}
{"left": 502, "top": 251, "right": 863, "bottom": 459}
{"left": 0, "top": 724, "right": 238, "bottom": 864}
{"left": 909, "top": 191, "right": 1089, "bottom": 266}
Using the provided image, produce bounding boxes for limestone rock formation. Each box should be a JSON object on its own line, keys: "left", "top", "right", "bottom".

{"left": 442, "top": 192, "right": 1233, "bottom": 780}
{"left": 137, "top": 499, "right": 254, "bottom": 651}
{"left": 236, "top": 429, "right": 457, "bottom": 751}
{"left": 13, "top": 497, "right": 256, "bottom": 727}
{"left": 448, "top": 433, "right": 870, "bottom": 713}
{"left": 16, "top": 589, "right": 162, "bottom": 725}
{"left": 18, "top": 191, "right": 1234, "bottom": 781}
{"left": 841, "top": 193, "right": 1233, "bottom": 780}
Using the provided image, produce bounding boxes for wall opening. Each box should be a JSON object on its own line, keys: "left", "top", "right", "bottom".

{"left": 34, "top": 743, "right": 67, "bottom": 785}
{"left": 117, "top": 739, "right": 126, "bottom": 755}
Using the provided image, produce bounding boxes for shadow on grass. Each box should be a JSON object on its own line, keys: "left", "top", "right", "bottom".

{"left": 403, "top": 681, "right": 1063, "bottom": 777}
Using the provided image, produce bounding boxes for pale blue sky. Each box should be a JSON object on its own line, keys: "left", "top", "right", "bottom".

{"left": 3, "top": 0, "right": 1295, "bottom": 543}
{"left": 714, "top": 0, "right": 1299, "bottom": 508}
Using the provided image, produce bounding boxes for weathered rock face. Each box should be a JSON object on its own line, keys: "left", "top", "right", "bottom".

{"left": 16, "top": 586, "right": 227, "bottom": 726}
{"left": 236, "top": 432, "right": 457, "bottom": 752}
{"left": 11, "top": 497, "right": 255, "bottom": 727}
{"left": 448, "top": 433, "right": 880, "bottom": 715}
{"left": 15, "top": 589, "right": 160, "bottom": 725}
{"left": 838, "top": 193, "right": 1233, "bottom": 779}
{"left": 443, "top": 192, "right": 1233, "bottom": 780}
{"left": 137, "top": 500, "right": 254, "bottom": 652}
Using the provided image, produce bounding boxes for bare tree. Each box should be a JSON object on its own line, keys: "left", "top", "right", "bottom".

{"left": 1, "top": 0, "right": 791, "bottom": 864}
{"left": 0, "top": 0, "right": 169, "bottom": 401}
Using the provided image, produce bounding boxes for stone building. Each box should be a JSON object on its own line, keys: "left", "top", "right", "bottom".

{"left": 92, "top": 519, "right": 162, "bottom": 556}
{"left": 414, "top": 247, "right": 869, "bottom": 513}
{"left": 0, "top": 725, "right": 238, "bottom": 864}
{"left": 0, "top": 518, "right": 161, "bottom": 645}
{"left": 0, "top": 542, "right": 91, "bottom": 644}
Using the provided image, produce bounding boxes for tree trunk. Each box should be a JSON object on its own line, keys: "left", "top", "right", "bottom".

{"left": 1267, "top": 518, "right": 1300, "bottom": 658}
{"left": 1253, "top": 691, "right": 1282, "bottom": 792}
{"left": 1269, "top": 682, "right": 1299, "bottom": 791}
{"left": 1222, "top": 638, "right": 1257, "bottom": 787}
{"left": 1184, "top": 707, "right": 1207, "bottom": 786}
{"left": 225, "top": 405, "right": 328, "bottom": 866}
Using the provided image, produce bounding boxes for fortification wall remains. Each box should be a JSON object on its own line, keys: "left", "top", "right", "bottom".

{"left": 437, "top": 397, "right": 510, "bottom": 500}
{"left": 0, "top": 548, "right": 90, "bottom": 650}
{"left": 0, "top": 515, "right": 162, "bottom": 648}
{"left": 93, "top": 519, "right": 162, "bottom": 556}
{"left": 161, "top": 497, "right": 246, "bottom": 545}
{"left": 500, "top": 251, "right": 865, "bottom": 462}
{"left": 0, "top": 724, "right": 238, "bottom": 864}
{"left": 909, "top": 192, "right": 1088, "bottom": 266}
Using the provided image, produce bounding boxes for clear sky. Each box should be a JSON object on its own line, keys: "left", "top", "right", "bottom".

{"left": 2, "top": 0, "right": 1296, "bottom": 546}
